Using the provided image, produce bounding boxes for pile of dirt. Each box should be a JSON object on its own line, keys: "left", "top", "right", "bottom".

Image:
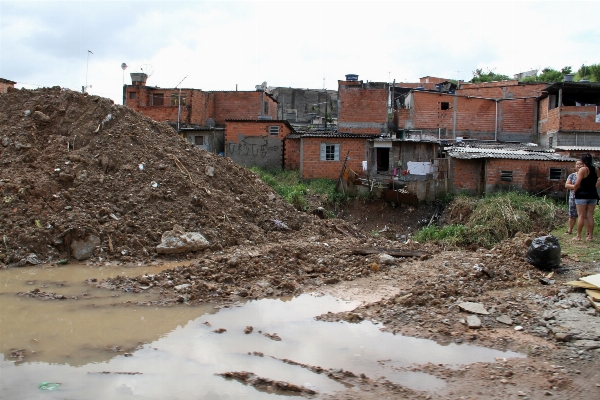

{"left": 0, "top": 87, "right": 329, "bottom": 267}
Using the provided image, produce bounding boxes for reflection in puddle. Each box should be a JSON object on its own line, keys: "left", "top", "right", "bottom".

{"left": 0, "top": 266, "right": 524, "bottom": 398}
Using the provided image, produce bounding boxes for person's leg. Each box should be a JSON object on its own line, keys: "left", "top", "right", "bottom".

{"left": 567, "top": 198, "right": 577, "bottom": 234}
{"left": 574, "top": 204, "right": 587, "bottom": 240}
{"left": 585, "top": 203, "right": 596, "bottom": 241}
{"left": 567, "top": 217, "right": 576, "bottom": 234}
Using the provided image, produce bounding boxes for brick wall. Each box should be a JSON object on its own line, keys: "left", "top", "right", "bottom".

{"left": 125, "top": 86, "right": 278, "bottom": 126}
{"left": 450, "top": 158, "right": 484, "bottom": 195}
{"left": 300, "top": 137, "right": 366, "bottom": 179}
{"left": 396, "top": 91, "right": 538, "bottom": 141}
{"left": 284, "top": 138, "right": 301, "bottom": 170}
{"left": 338, "top": 81, "right": 388, "bottom": 134}
{"left": 0, "top": 81, "right": 16, "bottom": 93}
{"left": 484, "top": 158, "right": 571, "bottom": 195}
{"left": 126, "top": 87, "right": 199, "bottom": 124}
{"left": 419, "top": 77, "right": 451, "bottom": 84}
{"left": 224, "top": 120, "right": 291, "bottom": 169}
{"left": 214, "top": 91, "right": 276, "bottom": 125}
{"left": 458, "top": 82, "right": 546, "bottom": 99}
{"left": 559, "top": 106, "right": 600, "bottom": 131}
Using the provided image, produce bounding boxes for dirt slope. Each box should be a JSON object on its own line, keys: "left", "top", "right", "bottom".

{"left": 0, "top": 87, "right": 327, "bottom": 266}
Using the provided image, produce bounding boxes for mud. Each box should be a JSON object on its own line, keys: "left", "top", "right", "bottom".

{"left": 2, "top": 88, "right": 600, "bottom": 399}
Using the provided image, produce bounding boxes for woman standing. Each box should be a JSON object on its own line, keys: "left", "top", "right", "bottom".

{"left": 573, "top": 153, "right": 600, "bottom": 241}
{"left": 565, "top": 160, "right": 583, "bottom": 234}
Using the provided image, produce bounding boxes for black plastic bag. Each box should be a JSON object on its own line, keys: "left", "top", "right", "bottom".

{"left": 525, "top": 235, "right": 561, "bottom": 271}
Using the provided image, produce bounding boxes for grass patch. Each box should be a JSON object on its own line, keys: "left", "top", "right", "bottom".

{"left": 416, "top": 191, "right": 562, "bottom": 249}
{"left": 550, "top": 207, "right": 600, "bottom": 262}
{"left": 250, "top": 167, "right": 349, "bottom": 211}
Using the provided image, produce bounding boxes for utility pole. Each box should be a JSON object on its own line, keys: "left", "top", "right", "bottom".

{"left": 84, "top": 50, "right": 93, "bottom": 93}
{"left": 176, "top": 75, "right": 188, "bottom": 131}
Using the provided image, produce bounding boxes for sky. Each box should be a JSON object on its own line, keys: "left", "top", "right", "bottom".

{"left": 1, "top": 0, "right": 599, "bottom": 105}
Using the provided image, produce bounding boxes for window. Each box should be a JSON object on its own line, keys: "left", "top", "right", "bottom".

{"left": 170, "top": 94, "right": 187, "bottom": 106}
{"left": 194, "top": 136, "right": 204, "bottom": 146}
{"left": 441, "top": 102, "right": 449, "bottom": 110}
{"left": 264, "top": 102, "right": 269, "bottom": 114}
{"left": 320, "top": 143, "right": 340, "bottom": 161}
{"left": 500, "top": 171, "right": 513, "bottom": 182}
{"left": 549, "top": 168, "right": 562, "bottom": 180}
{"left": 129, "top": 92, "right": 137, "bottom": 99}
{"left": 269, "top": 126, "right": 280, "bottom": 135}
{"left": 152, "top": 93, "right": 164, "bottom": 106}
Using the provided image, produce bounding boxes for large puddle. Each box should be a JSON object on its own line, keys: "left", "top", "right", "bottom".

{"left": 0, "top": 264, "right": 524, "bottom": 398}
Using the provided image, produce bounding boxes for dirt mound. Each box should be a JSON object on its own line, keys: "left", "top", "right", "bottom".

{"left": 0, "top": 87, "right": 324, "bottom": 266}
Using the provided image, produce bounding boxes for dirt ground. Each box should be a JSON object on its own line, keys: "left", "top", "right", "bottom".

{"left": 3, "top": 88, "right": 600, "bottom": 399}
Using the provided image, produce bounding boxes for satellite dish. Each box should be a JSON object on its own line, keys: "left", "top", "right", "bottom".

{"left": 138, "top": 64, "right": 154, "bottom": 77}
{"left": 205, "top": 118, "right": 215, "bottom": 128}
{"left": 121, "top": 63, "right": 128, "bottom": 70}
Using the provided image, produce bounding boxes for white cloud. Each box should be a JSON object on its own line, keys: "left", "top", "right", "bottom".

{"left": 2, "top": 1, "right": 600, "bottom": 104}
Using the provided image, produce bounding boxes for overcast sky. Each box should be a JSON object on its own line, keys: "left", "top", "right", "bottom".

{"left": 2, "top": 0, "right": 599, "bottom": 104}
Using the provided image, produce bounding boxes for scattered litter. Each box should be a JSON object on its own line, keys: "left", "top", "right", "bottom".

{"left": 525, "top": 235, "right": 561, "bottom": 271}
{"left": 38, "top": 382, "right": 61, "bottom": 391}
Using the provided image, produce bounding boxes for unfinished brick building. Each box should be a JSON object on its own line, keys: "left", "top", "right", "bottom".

{"left": 225, "top": 119, "right": 294, "bottom": 169}
{"left": 394, "top": 81, "right": 547, "bottom": 142}
{"left": 537, "top": 82, "right": 600, "bottom": 150}
{"left": 124, "top": 73, "right": 278, "bottom": 129}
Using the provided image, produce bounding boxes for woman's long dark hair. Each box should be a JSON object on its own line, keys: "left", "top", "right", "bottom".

{"left": 580, "top": 153, "right": 594, "bottom": 168}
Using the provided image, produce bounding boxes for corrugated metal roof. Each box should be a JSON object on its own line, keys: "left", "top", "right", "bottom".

{"left": 445, "top": 142, "right": 577, "bottom": 161}
{"left": 286, "top": 132, "right": 374, "bottom": 139}
{"left": 555, "top": 146, "right": 600, "bottom": 151}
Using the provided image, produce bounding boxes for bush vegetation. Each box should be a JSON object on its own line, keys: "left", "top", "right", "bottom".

{"left": 414, "top": 191, "right": 563, "bottom": 248}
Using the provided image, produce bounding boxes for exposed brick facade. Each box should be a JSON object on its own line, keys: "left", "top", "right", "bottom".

{"left": 225, "top": 120, "right": 292, "bottom": 169}
{"left": 125, "top": 82, "right": 277, "bottom": 127}
{"left": 0, "top": 78, "right": 16, "bottom": 94}
{"left": 396, "top": 91, "right": 537, "bottom": 141}
{"left": 284, "top": 136, "right": 367, "bottom": 179}
{"left": 338, "top": 80, "right": 389, "bottom": 134}
{"left": 450, "top": 158, "right": 573, "bottom": 197}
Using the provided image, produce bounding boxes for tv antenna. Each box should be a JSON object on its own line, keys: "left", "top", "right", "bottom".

{"left": 138, "top": 64, "right": 154, "bottom": 77}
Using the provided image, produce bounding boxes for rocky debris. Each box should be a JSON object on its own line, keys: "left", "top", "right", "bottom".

{"left": 17, "top": 288, "right": 67, "bottom": 300}
{"left": 89, "top": 236, "right": 440, "bottom": 305}
{"left": 156, "top": 225, "right": 210, "bottom": 254}
{"left": 70, "top": 234, "right": 100, "bottom": 260}
{"left": 263, "top": 333, "right": 282, "bottom": 341}
{"left": 6, "top": 253, "right": 42, "bottom": 268}
{"left": 244, "top": 326, "right": 253, "bottom": 334}
{"left": 459, "top": 302, "right": 489, "bottom": 315}
{"left": 466, "top": 314, "right": 482, "bottom": 329}
{"left": 216, "top": 371, "right": 317, "bottom": 395}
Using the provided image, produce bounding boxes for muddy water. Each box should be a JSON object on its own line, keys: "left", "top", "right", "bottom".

{"left": 0, "top": 264, "right": 524, "bottom": 399}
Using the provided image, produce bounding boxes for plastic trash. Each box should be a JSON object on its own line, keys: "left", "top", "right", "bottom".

{"left": 525, "top": 235, "right": 561, "bottom": 271}
{"left": 38, "top": 382, "right": 61, "bottom": 390}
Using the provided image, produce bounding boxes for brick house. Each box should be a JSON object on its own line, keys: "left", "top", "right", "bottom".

{"left": 0, "top": 78, "right": 16, "bottom": 93}
{"left": 394, "top": 81, "right": 547, "bottom": 142}
{"left": 225, "top": 119, "right": 294, "bottom": 169}
{"left": 536, "top": 82, "right": 600, "bottom": 151}
{"left": 447, "top": 142, "right": 576, "bottom": 198}
{"left": 337, "top": 77, "right": 389, "bottom": 134}
{"left": 124, "top": 72, "right": 278, "bottom": 130}
{"left": 284, "top": 132, "right": 373, "bottom": 179}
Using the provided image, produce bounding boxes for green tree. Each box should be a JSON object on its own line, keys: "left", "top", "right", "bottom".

{"left": 561, "top": 66, "right": 572, "bottom": 75}
{"left": 537, "top": 67, "right": 563, "bottom": 83}
{"left": 470, "top": 68, "right": 511, "bottom": 83}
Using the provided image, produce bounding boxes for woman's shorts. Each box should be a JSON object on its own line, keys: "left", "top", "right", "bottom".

{"left": 575, "top": 198, "right": 598, "bottom": 206}
{"left": 569, "top": 199, "right": 578, "bottom": 217}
